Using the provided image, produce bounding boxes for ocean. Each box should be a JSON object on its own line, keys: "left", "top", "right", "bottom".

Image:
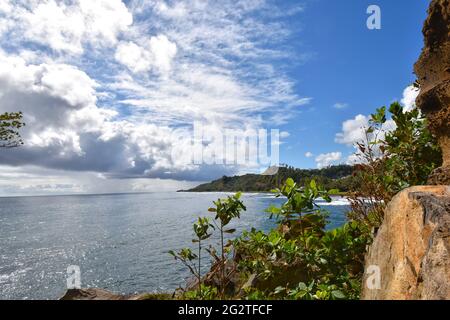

{"left": 0, "top": 192, "right": 349, "bottom": 299}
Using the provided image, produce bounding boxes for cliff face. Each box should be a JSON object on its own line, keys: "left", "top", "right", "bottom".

{"left": 361, "top": 186, "right": 450, "bottom": 300}
{"left": 362, "top": 0, "right": 450, "bottom": 300}
{"left": 414, "top": 0, "right": 450, "bottom": 185}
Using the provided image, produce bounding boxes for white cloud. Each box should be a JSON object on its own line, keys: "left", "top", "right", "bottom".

{"left": 0, "top": 0, "right": 310, "bottom": 194}
{"left": 111, "top": 0, "right": 311, "bottom": 126}
{"left": 115, "top": 41, "right": 153, "bottom": 73}
{"left": 0, "top": 165, "right": 200, "bottom": 196}
{"left": 149, "top": 35, "right": 177, "bottom": 74}
{"left": 0, "top": 50, "right": 257, "bottom": 182}
{"left": 305, "top": 151, "right": 313, "bottom": 158}
{"left": 315, "top": 152, "right": 342, "bottom": 169}
{"left": 335, "top": 112, "right": 396, "bottom": 165}
{"left": 335, "top": 114, "right": 369, "bottom": 146}
{"left": 345, "top": 153, "right": 361, "bottom": 165}
{"left": 333, "top": 102, "right": 349, "bottom": 109}
{"left": 1, "top": 0, "right": 132, "bottom": 54}
{"left": 401, "top": 85, "right": 419, "bottom": 112}
{"left": 115, "top": 35, "right": 177, "bottom": 75}
{"left": 155, "top": 1, "right": 188, "bottom": 19}
{"left": 336, "top": 85, "right": 416, "bottom": 148}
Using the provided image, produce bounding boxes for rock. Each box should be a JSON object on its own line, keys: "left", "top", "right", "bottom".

{"left": 361, "top": 186, "right": 450, "bottom": 300}
{"left": 60, "top": 288, "right": 126, "bottom": 300}
{"left": 414, "top": 0, "right": 450, "bottom": 185}
{"left": 59, "top": 288, "right": 171, "bottom": 300}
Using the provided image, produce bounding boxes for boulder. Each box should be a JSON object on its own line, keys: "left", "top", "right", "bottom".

{"left": 60, "top": 288, "right": 126, "bottom": 300}
{"left": 59, "top": 288, "right": 170, "bottom": 300}
{"left": 361, "top": 186, "right": 450, "bottom": 300}
{"left": 414, "top": 0, "right": 450, "bottom": 185}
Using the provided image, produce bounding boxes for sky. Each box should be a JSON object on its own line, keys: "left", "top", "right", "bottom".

{"left": 0, "top": 0, "right": 430, "bottom": 196}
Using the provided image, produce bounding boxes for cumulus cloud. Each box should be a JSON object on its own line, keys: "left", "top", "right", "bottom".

{"left": 0, "top": 0, "right": 132, "bottom": 54}
{"left": 115, "top": 35, "right": 177, "bottom": 74}
{"left": 0, "top": 0, "right": 309, "bottom": 193}
{"left": 335, "top": 84, "right": 418, "bottom": 149}
{"left": 335, "top": 113, "right": 396, "bottom": 164}
{"left": 315, "top": 152, "right": 342, "bottom": 169}
{"left": 149, "top": 34, "right": 178, "bottom": 74}
{"left": 115, "top": 41, "right": 153, "bottom": 73}
{"left": 335, "top": 114, "right": 369, "bottom": 146}
{"left": 334, "top": 85, "right": 419, "bottom": 165}
{"left": 401, "top": 85, "right": 419, "bottom": 112}
{"left": 305, "top": 151, "right": 313, "bottom": 158}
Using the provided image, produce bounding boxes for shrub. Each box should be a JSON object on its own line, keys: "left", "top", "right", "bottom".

{"left": 347, "top": 102, "right": 441, "bottom": 228}
{"left": 233, "top": 179, "right": 370, "bottom": 300}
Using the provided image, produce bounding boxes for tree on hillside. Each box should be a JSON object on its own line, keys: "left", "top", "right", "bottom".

{"left": 0, "top": 112, "right": 25, "bottom": 148}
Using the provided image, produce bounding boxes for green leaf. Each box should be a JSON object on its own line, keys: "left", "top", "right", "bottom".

{"left": 286, "top": 178, "right": 295, "bottom": 188}
{"left": 329, "top": 189, "right": 339, "bottom": 195}
{"left": 331, "top": 290, "right": 346, "bottom": 299}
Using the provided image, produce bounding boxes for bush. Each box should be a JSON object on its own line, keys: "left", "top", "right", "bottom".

{"left": 347, "top": 102, "right": 441, "bottom": 228}
{"left": 170, "top": 100, "right": 440, "bottom": 300}
{"left": 233, "top": 179, "right": 369, "bottom": 300}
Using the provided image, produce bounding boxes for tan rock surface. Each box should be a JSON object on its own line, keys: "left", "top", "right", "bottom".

{"left": 361, "top": 186, "right": 450, "bottom": 300}
{"left": 414, "top": 0, "right": 450, "bottom": 185}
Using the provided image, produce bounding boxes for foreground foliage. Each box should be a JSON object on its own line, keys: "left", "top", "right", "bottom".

{"left": 170, "top": 100, "right": 440, "bottom": 300}
{"left": 234, "top": 179, "right": 369, "bottom": 300}
{"left": 171, "top": 180, "right": 370, "bottom": 300}
{"left": 348, "top": 102, "right": 441, "bottom": 228}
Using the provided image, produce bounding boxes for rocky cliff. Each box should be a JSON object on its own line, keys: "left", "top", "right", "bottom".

{"left": 362, "top": 0, "right": 450, "bottom": 300}
{"left": 414, "top": 0, "right": 450, "bottom": 185}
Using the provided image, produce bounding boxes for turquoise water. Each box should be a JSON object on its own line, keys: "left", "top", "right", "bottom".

{"left": 0, "top": 192, "right": 349, "bottom": 299}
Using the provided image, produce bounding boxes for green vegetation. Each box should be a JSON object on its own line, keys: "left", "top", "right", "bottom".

{"left": 0, "top": 112, "right": 25, "bottom": 148}
{"left": 234, "top": 179, "right": 369, "bottom": 300}
{"left": 347, "top": 102, "right": 441, "bottom": 228}
{"left": 207, "top": 193, "right": 246, "bottom": 297}
{"left": 170, "top": 101, "right": 442, "bottom": 300}
{"left": 169, "top": 217, "right": 214, "bottom": 298}
{"left": 173, "top": 179, "right": 369, "bottom": 300}
{"left": 169, "top": 194, "right": 246, "bottom": 299}
{"left": 185, "top": 164, "right": 358, "bottom": 193}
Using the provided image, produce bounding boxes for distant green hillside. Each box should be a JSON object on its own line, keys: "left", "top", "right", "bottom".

{"left": 184, "top": 165, "right": 359, "bottom": 192}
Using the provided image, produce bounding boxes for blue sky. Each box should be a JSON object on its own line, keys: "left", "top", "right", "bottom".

{"left": 278, "top": 0, "right": 428, "bottom": 168}
{"left": 0, "top": 0, "right": 430, "bottom": 195}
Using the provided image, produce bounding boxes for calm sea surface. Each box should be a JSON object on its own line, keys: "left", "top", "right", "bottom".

{"left": 0, "top": 192, "right": 349, "bottom": 299}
